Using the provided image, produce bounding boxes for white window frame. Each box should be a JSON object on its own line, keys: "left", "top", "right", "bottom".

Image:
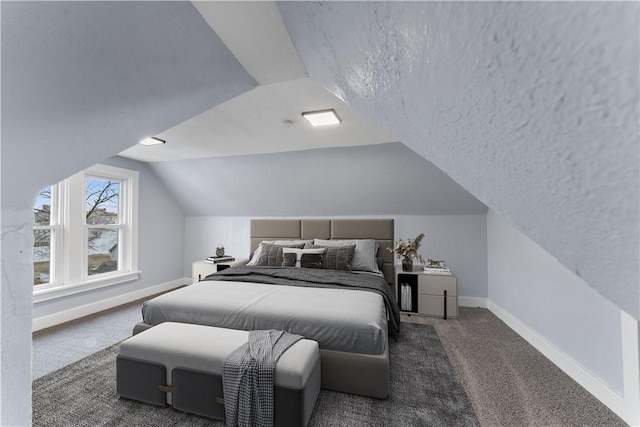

{"left": 34, "top": 164, "right": 140, "bottom": 302}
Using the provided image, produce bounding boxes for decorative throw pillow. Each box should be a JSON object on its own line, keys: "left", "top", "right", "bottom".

{"left": 306, "top": 244, "right": 356, "bottom": 271}
{"left": 254, "top": 242, "right": 305, "bottom": 267}
{"left": 301, "top": 253, "right": 324, "bottom": 269}
{"left": 282, "top": 247, "right": 326, "bottom": 268}
{"left": 313, "top": 239, "right": 380, "bottom": 273}
{"left": 248, "top": 240, "right": 314, "bottom": 266}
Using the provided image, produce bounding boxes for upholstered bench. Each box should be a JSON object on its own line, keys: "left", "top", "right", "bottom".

{"left": 116, "top": 322, "right": 321, "bottom": 427}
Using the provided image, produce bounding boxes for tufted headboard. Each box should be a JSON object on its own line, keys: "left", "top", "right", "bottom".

{"left": 250, "top": 219, "right": 395, "bottom": 285}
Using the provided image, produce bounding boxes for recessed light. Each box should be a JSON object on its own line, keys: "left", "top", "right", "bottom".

{"left": 139, "top": 136, "right": 166, "bottom": 146}
{"left": 301, "top": 109, "right": 341, "bottom": 127}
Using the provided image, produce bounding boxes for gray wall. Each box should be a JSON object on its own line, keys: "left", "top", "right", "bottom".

{"left": 159, "top": 142, "right": 490, "bottom": 301}
{"left": 487, "top": 210, "right": 624, "bottom": 394}
{"left": 2, "top": 2, "right": 635, "bottom": 424}
{"left": 279, "top": 1, "right": 640, "bottom": 319}
{"left": 1, "top": 2, "right": 255, "bottom": 423}
{"left": 32, "top": 156, "right": 186, "bottom": 320}
{"left": 184, "top": 214, "right": 488, "bottom": 300}
{"left": 151, "top": 142, "right": 488, "bottom": 216}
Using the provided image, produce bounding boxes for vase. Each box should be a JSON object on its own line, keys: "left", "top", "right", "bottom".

{"left": 402, "top": 257, "right": 413, "bottom": 272}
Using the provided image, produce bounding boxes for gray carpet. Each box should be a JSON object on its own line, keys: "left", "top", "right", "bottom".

{"left": 32, "top": 302, "right": 143, "bottom": 379}
{"left": 33, "top": 323, "right": 478, "bottom": 427}
{"left": 405, "top": 309, "right": 627, "bottom": 427}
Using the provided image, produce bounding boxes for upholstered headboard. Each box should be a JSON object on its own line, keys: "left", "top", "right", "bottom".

{"left": 250, "top": 219, "right": 395, "bottom": 285}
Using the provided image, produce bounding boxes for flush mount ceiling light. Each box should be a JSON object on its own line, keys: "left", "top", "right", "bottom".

{"left": 301, "top": 109, "right": 341, "bottom": 127}
{"left": 139, "top": 136, "right": 166, "bottom": 146}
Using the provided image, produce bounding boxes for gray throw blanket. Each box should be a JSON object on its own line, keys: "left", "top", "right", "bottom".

{"left": 207, "top": 266, "right": 401, "bottom": 338}
{"left": 222, "top": 329, "right": 303, "bottom": 427}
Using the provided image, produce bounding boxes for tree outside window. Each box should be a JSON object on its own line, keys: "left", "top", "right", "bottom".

{"left": 31, "top": 164, "right": 139, "bottom": 293}
{"left": 85, "top": 178, "right": 121, "bottom": 276}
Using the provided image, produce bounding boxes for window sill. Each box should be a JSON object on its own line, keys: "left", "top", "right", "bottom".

{"left": 33, "top": 271, "right": 141, "bottom": 304}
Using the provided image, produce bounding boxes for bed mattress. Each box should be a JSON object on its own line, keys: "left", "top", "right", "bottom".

{"left": 142, "top": 280, "right": 388, "bottom": 355}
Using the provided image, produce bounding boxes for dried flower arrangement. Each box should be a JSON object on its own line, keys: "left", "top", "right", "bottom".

{"left": 388, "top": 233, "right": 425, "bottom": 264}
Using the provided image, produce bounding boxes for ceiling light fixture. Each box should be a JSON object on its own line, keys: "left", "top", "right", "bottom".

{"left": 139, "top": 136, "right": 166, "bottom": 146}
{"left": 301, "top": 109, "right": 341, "bottom": 127}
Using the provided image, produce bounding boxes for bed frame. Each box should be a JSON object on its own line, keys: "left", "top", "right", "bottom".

{"left": 250, "top": 218, "right": 394, "bottom": 398}
{"left": 134, "top": 218, "right": 395, "bottom": 399}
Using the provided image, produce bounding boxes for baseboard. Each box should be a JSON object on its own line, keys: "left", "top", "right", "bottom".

{"left": 458, "top": 296, "right": 487, "bottom": 308}
{"left": 621, "top": 310, "right": 640, "bottom": 426}
{"left": 487, "top": 299, "right": 630, "bottom": 424}
{"left": 32, "top": 278, "right": 189, "bottom": 332}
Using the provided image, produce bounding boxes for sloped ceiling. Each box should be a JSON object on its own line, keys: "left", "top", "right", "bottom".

{"left": 148, "top": 142, "right": 487, "bottom": 216}
{"left": 119, "top": 1, "right": 398, "bottom": 162}
{"left": 278, "top": 1, "right": 640, "bottom": 318}
{"left": 1, "top": 1, "right": 256, "bottom": 207}
{"left": 4, "top": 1, "right": 635, "bottom": 318}
{"left": 119, "top": 77, "right": 397, "bottom": 162}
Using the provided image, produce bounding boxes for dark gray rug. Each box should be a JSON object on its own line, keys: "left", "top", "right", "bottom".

{"left": 33, "top": 323, "right": 478, "bottom": 427}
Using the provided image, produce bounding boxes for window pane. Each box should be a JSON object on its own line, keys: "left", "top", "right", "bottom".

{"left": 34, "top": 187, "right": 51, "bottom": 225}
{"left": 33, "top": 229, "right": 51, "bottom": 286}
{"left": 86, "top": 178, "right": 120, "bottom": 225}
{"left": 88, "top": 228, "right": 119, "bottom": 276}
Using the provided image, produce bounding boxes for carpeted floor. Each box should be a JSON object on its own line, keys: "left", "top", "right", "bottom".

{"left": 32, "top": 302, "right": 143, "bottom": 379}
{"left": 404, "top": 309, "right": 626, "bottom": 427}
{"left": 33, "top": 323, "right": 478, "bottom": 427}
{"left": 33, "top": 304, "right": 627, "bottom": 426}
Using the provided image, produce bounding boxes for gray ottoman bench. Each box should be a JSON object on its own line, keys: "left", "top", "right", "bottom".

{"left": 116, "top": 322, "right": 321, "bottom": 427}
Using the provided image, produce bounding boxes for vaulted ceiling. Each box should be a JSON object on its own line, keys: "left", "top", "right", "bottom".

{"left": 2, "top": 1, "right": 637, "bottom": 319}
{"left": 277, "top": 1, "right": 639, "bottom": 318}
{"left": 2, "top": 1, "right": 256, "bottom": 206}
{"left": 119, "top": 1, "right": 397, "bottom": 162}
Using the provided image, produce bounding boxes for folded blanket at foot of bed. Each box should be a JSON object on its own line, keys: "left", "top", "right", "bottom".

{"left": 223, "top": 329, "right": 303, "bottom": 427}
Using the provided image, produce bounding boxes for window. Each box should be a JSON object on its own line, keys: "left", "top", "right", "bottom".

{"left": 85, "top": 176, "right": 121, "bottom": 276}
{"left": 32, "top": 164, "right": 139, "bottom": 300}
{"left": 33, "top": 186, "right": 57, "bottom": 286}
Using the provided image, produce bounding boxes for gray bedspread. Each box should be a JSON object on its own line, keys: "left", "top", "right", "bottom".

{"left": 207, "top": 266, "right": 400, "bottom": 338}
{"left": 141, "top": 267, "right": 399, "bottom": 355}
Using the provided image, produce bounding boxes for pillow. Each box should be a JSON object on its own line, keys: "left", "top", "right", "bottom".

{"left": 306, "top": 244, "right": 356, "bottom": 271}
{"left": 253, "top": 242, "right": 306, "bottom": 267}
{"left": 281, "top": 247, "right": 326, "bottom": 268}
{"left": 247, "top": 240, "right": 313, "bottom": 266}
{"left": 313, "top": 239, "right": 380, "bottom": 273}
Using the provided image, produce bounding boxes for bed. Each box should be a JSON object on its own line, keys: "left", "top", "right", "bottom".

{"left": 134, "top": 219, "right": 399, "bottom": 399}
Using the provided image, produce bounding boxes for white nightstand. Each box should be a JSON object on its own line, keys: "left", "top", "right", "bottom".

{"left": 191, "top": 258, "right": 249, "bottom": 283}
{"left": 394, "top": 265, "right": 458, "bottom": 319}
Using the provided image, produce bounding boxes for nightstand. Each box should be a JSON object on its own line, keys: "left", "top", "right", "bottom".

{"left": 394, "top": 265, "right": 458, "bottom": 318}
{"left": 191, "top": 259, "right": 249, "bottom": 283}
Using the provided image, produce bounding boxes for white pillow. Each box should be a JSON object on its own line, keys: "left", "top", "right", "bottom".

{"left": 247, "top": 240, "right": 314, "bottom": 266}
{"left": 282, "top": 247, "right": 326, "bottom": 268}
{"left": 313, "top": 239, "right": 380, "bottom": 273}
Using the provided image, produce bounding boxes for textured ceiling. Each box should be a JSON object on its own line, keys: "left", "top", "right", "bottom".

{"left": 5, "top": 0, "right": 636, "bottom": 318}
{"left": 278, "top": 1, "right": 640, "bottom": 318}
{"left": 120, "top": 1, "right": 396, "bottom": 162}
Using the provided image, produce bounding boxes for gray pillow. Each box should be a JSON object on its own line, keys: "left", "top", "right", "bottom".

{"left": 254, "top": 242, "right": 305, "bottom": 267}
{"left": 306, "top": 244, "right": 356, "bottom": 271}
{"left": 300, "top": 253, "right": 324, "bottom": 269}
{"left": 313, "top": 239, "right": 380, "bottom": 273}
{"left": 282, "top": 247, "right": 326, "bottom": 268}
{"left": 248, "top": 240, "right": 314, "bottom": 265}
